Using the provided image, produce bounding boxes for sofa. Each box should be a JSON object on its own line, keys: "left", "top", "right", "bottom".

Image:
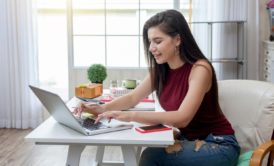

{"left": 218, "top": 80, "right": 274, "bottom": 166}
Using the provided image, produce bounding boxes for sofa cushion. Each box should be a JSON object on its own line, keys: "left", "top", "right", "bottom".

{"left": 237, "top": 150, "right": 253, "bottom": 166}
{"left": 218, "top": 80, "right": 274, "bottom": 154}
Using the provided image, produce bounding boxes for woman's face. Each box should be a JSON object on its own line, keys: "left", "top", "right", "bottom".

{"left": 148, "top": 26, "right": 181, "bottom": 66}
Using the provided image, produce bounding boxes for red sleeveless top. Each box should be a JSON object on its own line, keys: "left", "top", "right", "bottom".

{"left": 159, "top": 63, "right": 234, "bottom": 140}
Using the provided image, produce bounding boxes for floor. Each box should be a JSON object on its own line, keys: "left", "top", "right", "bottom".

{"left": 0, "top": 129, "right": 123, "bottom": 166}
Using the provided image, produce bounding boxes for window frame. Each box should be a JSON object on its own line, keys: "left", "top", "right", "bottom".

{"left": 67, "top": 0, "right": 190, "bottom": 69}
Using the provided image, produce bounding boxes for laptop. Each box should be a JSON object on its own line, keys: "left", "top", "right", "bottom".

{"left": 29, "top": 85, "right": 133, "bottom": 136}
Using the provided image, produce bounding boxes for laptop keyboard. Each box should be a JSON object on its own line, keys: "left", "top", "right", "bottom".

{"left": 77, "top": 118, "right": 108, "bottom": 130}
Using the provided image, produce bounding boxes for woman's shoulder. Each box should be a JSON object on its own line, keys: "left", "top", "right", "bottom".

{"left": 193, "top": 59, "right": 210, "bottom": 67}
{"left": 192, "top": 59, "right": 212, "bottom": 74}
{"left": 189, "top": 59, "right": 213, "bottom": 92}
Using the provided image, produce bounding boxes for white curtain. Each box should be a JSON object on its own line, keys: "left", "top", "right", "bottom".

{"left": 0, "top": 0, "right": 43, "bottom": 128}
{"left": 191, "top": 0, "right": 248, "bottom": 80}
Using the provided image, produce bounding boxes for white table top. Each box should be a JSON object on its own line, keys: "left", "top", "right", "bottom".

{"left": 25, "top": 117, "right": 174, "bottom": 147}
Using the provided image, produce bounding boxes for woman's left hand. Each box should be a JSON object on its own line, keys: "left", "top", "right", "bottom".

{"left": 95, "top": 111, "right": 133, "bottom": 123}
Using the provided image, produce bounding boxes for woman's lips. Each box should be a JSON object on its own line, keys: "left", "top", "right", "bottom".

{"left": 153, "top": 54, "right": 161, "bottom": 59}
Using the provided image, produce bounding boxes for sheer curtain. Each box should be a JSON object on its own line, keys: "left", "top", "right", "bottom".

{"left": 0, "top": 0, "right": 42, "bottom": 128}
{"left": 191, "top": 0, "right": 248, "bottom": 80}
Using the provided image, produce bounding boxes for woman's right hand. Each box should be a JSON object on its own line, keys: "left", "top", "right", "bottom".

{"left": 73, "top": 102, "right": 105, "bottom": 117}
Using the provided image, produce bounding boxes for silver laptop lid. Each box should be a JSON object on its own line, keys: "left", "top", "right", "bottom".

{"left": 29, "top": 85, "right": 88, "bottom": 135}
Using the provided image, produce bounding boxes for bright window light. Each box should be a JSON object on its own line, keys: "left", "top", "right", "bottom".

{"left": 36, "top": 0, "right": 190, "bottom": 99}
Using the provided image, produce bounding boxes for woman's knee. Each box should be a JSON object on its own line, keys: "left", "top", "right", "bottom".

{"left": 139, "top": 147, "right": 165, "bottom": 166}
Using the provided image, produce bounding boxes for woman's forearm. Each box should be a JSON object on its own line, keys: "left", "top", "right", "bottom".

{"left": 131, "top": 111, "right": 188, "bottom": 127}
{"left": 102, "top": 93, "right": 139, "bottom": 112}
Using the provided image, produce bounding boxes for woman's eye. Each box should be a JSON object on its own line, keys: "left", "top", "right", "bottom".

{"left": 155, "top": 41, "right": 162, "bottom": 44}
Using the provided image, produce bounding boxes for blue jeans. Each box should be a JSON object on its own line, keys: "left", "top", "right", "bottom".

{"left": 139, "top": 134, "right": 240, "bottom": 166}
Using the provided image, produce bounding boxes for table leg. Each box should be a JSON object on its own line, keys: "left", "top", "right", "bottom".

{"left": 121, "top": 145, "right": 138, "bottom": 166}
{"left": 95, "top": 146, "right": 105, "bottom": 166}
{"left": 135, "top": 146, "right": 142, "bottom": 163}
{"left": 66, "top": 144, "right": 85, "bottom": 166}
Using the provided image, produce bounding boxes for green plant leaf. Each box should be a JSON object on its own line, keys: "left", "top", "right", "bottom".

{"left": 87, "top": 64, "right": 107, "bottom": 83}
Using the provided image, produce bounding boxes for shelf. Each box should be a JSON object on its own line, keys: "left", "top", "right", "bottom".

{"left": 191, "top": 21, "right": 247, "bottom": 79}
{"left": 263, "top": 41, "right": 274, "bottom": 82}
{"left": 210, "top": 59, "right": 246, "bottom": 64}
{"left": 189, "top": 20, "right": 246, "bottom": 24}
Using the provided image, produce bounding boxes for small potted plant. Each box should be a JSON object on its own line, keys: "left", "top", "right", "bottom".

{"left": 87, "top": 64, "right": 107, "bottom": 84}
{"left": 75, "top": 64, "right": 107, "bottom": 98}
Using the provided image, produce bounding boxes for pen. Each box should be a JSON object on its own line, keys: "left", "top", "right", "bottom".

{"left": 76, "top": 97, "right": 89, "bottom": 102}
{"left": 77, "top": 97, "right": 105, "bottom": 105}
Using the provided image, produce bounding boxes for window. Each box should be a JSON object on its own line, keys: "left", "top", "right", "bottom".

{"left": 37, "top": 0, "right": 68, "bottom": 100}
{"left": 36, "top": 0, "right": 190, "bottom": 99}
{"left": 70, "top": 0, "right": 190, "bottom": 68}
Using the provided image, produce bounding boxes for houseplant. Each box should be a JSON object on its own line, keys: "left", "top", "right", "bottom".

{"left": 87, "top": 64, "right": 107, "bottom": 83}
{"left": 75, "top": 64, "right": 107, "bottom": 99}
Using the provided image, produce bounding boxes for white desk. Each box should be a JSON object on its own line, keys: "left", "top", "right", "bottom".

{"left": 25, "top": 117, "right": 174, "bottom": 166}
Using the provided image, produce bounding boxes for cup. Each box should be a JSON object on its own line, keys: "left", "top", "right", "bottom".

{"left": 109, "top": 80, "right": 118, "bottom": 97}
{"left": 137, "top": 80, "right": 141, "bottom": 86}
{"left": 110, "top": 80, "right": 118, "bottom": 89}
{"left": 122, "top": 79, "right": 137, "bottom": 89}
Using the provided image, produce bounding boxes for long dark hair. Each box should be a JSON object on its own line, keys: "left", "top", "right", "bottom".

{"left": 143, "top": 10, "right": 219, "bottom": 108}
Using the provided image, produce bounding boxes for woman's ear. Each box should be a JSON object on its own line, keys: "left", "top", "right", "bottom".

{"left": 175, "top": 34, "right": 181, "bottom": 46}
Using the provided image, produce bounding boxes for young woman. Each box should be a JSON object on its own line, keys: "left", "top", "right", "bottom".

{"left": 74, "top": 10, "right": 240, "bottom": 166}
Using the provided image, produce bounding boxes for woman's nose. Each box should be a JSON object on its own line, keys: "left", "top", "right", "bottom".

{"left": 149, "top": 43, "right": 156, "bottom": 52}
